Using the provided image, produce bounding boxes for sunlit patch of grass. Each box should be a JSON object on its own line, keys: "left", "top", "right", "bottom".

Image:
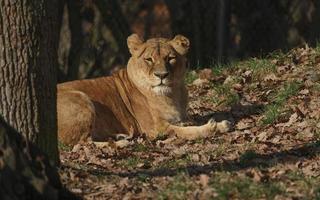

{"left": 118, "top": 156, "right": 151, "bottom": 169}
{"left": 158, "top": 173, "right": 194, "bottom": 200}
{"left": 285, "top": 171, "right": 320, "bottom": 198}
{"left": 133, "top": 143, "right": 149, "bottom": 152}
{"left": 211, "top": 83, "right": 240, "bottom": 107}
{"left": 261, "top": 104, "right": 281, "bottom": 125}
{"left": 58, "top": 141, "right": 72, "bottom": 152}
{"left": 211, "top": 63, "right": 229, "bottom": 76}
{"left": 185, "top": 71, "right": 198, "bottom": 84}
{"left": 274, "top": 81, "right": 301, "bottom": 103}
{"left": 194, "top": 137, "right": 205, "bottom": 144}
{"left": 261, "top": 81, "right": 301, "bottom": 125}
{"left": 210, "top": 172, "right": 284, "bottom": 200}
{"left": 267, "top": 49, "right": 286, "bottom": 60}
{"left": 314, "top": 132, "right": 320, "bottom": 141}
{"left": 241, "top": 58, "right": 276, "bottom": 81}
{"left": 207, "top": 143, "right": 229, "bottom": 159}
{"left": 122, "top": 157, "right": 141, "bottom": 168}
{"left": 154, "top": 132, "right": 168, "bottom": 141}
{"left": 315, "top": 41, "right": 320, "bottom": 53}
{"left": 311, "top": 83, "right": 320, "bottom": 92}
{"left": 159, "top": 155, "right": 192, "bottom": 169}
{"left": 246, "top": 58, "right": 276, "bottom": 72}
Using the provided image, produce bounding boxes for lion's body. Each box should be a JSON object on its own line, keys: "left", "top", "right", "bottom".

{"left": 58, "top": 34, "right": 230, "bottom": 145}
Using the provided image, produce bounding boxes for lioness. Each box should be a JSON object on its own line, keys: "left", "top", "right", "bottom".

{"left": 58, "top": 34, "right": 231, "bottom": 145}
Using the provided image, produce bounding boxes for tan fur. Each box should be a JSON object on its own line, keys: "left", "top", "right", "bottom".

{"left": 58, "top": 34, "right": 231, "bottom": 145}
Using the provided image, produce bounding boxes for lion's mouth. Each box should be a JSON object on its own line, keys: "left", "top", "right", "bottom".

{"left": 152, "top": 84, "right": 172, "bottom": 95}
{"left": 154, "top": 79, "right": 171, "bottom": 87}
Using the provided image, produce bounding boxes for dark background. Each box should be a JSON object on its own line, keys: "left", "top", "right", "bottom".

{"left": 58, "top": 0, "right": 320, "bottom": 81}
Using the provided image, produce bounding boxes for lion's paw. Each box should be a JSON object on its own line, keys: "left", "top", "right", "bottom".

{"left": 217, "top": 120, "right": 232, "bottom": 133}
{"left": 205, "top": 118, "right": 218, "bottom": 132}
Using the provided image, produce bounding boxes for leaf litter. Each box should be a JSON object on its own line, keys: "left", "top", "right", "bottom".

{"left": 59, "top": 45, "right": 320, "bottom": 199}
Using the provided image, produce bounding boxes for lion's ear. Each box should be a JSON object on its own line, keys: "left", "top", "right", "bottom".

{"left": 127, "top": 34, "right": 144, "bottom": 56}
{"left": 170, "top": 35, "right": 190, "bottom": 55}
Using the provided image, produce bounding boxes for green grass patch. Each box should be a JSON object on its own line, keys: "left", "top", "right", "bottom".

{"left": 185, "top": 71, "right": 198, "bottom": 84}
{"left": 246, "top": 58, "right": 276, "bottom": 72}
{"left": 158, "top": 173, "right": 194, "bottom": 200}
{"left": 210, "top": 173, "right": 284, "bottom": 200}
{"left": 133, "top": 143, "right": 149, "bottom": 152}
{"left": 261, "top": 81, "right": 301, "bottom": 125}
{"left": 118, "top": 156, "right": 151, "bottom": 169}
{"left": 267, "top": 50, "right": 286, "bottom": 60}
{"left": 154, "top": 132, "right": 168, "bottom": 141}
{"left": 241, "top": 58, "right": 276, "bottom": 81}
{"left": 261, "top": 104, "right": 282, "bottom": 125}
{"left": 239, "top": 150, "right": 259, "bottom": 166}
{"left": 315, "top": 41, "right": 320, "bottom": 53}
{"left": 211, "top": 62, "right": 230, "bottom": 76}
{"left": 136, "top": 174, "right": 151, "bottom": 183}
{"left": 58, "top": 141, "right": 72, "bottom": 152}
{"left": 211, "top": 83, "right": 240, "bottom": 107}
{"left": 311, "top": 83, "right": 320, "bottom": 92}
{"left": 159, "top": 155, "right": 192, "bottom": 169}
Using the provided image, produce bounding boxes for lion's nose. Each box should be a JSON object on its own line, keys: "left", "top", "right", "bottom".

{"left": 154, "top": 71, "right": 169, "bottom": 79}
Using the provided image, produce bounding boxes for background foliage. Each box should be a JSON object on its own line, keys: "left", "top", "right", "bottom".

{"left": 57, "top": 0, "right": 320, "bottom": 81}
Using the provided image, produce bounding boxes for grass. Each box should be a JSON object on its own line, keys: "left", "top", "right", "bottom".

{"left": 239, "top": 150, "right": 259, "bottom": 166}
{"left": 118, "top": 156, "right": 151, "bottom": 169}
{"left": 185, "top": 71, "right": 198, "bottom": 84}
{"left": 58, "top": 141, "right": 72, "bottom": 151}
{"left": 207, "top": 143, "right": 229, "bottom": 159}
{"left": 154, "top": 132, "right": 168, "bottom": 141}
{"left": 209, "top": 172, "right": 284, "bottom": 200}
{"left": 211, "top": 83, "right": 240, "bottom": 107}
{"left": 315, "top": 41, "right": 320, "bottom": 53}
{"left": 159, "top": 155, "right": 192, "bottom": 169}
{"left": 241, "top": 58, "right": 277, "bottom": 81}
{"left": 261, "top": 81, "right": 301, "bottom": 125}
{"left": 211, "top": 63, "right": 228, "bottom": 76}
{"left": 158, "top": 173, "right": 194, "bottom": 200}
{"left": 133, "top": 143, "right": 149, "bottom": 152}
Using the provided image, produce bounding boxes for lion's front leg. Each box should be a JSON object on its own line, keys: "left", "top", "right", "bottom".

{"left": 166, "top": 119, "right": 232, "bottom": 140}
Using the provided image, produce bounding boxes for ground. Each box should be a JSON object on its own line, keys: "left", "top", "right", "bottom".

{"left": 59, "top": 45, "right": 320, "bottom": 200}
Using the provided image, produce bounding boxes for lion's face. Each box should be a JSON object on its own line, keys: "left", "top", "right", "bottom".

{"left": 126, "top": 34, "right": 190, "bottom": 95}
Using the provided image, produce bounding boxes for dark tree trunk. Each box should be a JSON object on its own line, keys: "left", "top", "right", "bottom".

{"left": 216, "top": 0, "right": 231, "bottom": 64}
{"left": 0, "top": 0, "right": 60, "bottom": 163}
{"left": 66, "top": 0, "right": 83, "bottom": 80}
{"left": 95, "top": 0, "right": 131, "bottom": 60}
{"left": 165, "top": 0, "right": 219, "bottom": 67}
{"left": 0, "top": 116, "right": 77, "bottom": 200}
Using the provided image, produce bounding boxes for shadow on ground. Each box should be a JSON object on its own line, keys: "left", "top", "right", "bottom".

{"left": 65, "top": 141, "right": 320, "bottom": 178}
{"left": 192, "top": 103, "right": 264, "bottom": 125}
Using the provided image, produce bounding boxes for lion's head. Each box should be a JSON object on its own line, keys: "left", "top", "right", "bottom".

{"left": 126, "top": 34, "right": 190, "bottom": 95}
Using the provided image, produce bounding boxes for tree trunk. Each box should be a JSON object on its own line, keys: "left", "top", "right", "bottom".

{"left": 66, "top": 0, "right": 83, "bottom": 81}
{"left": 0, "top": 116, "right": 77, "bottom": 200}
{"left": 216, "top": 0, "right": 231, "bottom": 64}
{"left": 166, "top": 0, "right": 219, "bottom": 67}
{"left": 95, "top": 0, "right": 131, "bottom": 60}
{"left": 0, "top": 0, "right": 60, "bottom": 163}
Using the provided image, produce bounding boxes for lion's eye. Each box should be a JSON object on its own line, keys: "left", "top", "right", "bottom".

{"left": 144, "top": 57, "right": 153, "bottom": 63}
{"left": 168, "top": 56, "right": 176, "bottom": 61}
{"left": 168, "top": 56, "right": 177, "bottom": 64}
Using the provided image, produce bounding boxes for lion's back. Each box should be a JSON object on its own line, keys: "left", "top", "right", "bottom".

{"left": 57, "top": 70, "right": 141, "bottom": 141}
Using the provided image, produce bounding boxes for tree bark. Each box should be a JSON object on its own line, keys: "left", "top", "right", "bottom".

{"left": 66, "top": 0, "right": 83, "bottom": 81}
{"left": 216, "top": 0, "right": 231, "bottom": 63}
{"left": 0, "top": 116, "right": 78, "bottom": 200}
{"left": 95, "top": 0, "right": 131, "bottom": 60}
{"left": 0, "top": 0, "right": 60, "bottom": 163}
